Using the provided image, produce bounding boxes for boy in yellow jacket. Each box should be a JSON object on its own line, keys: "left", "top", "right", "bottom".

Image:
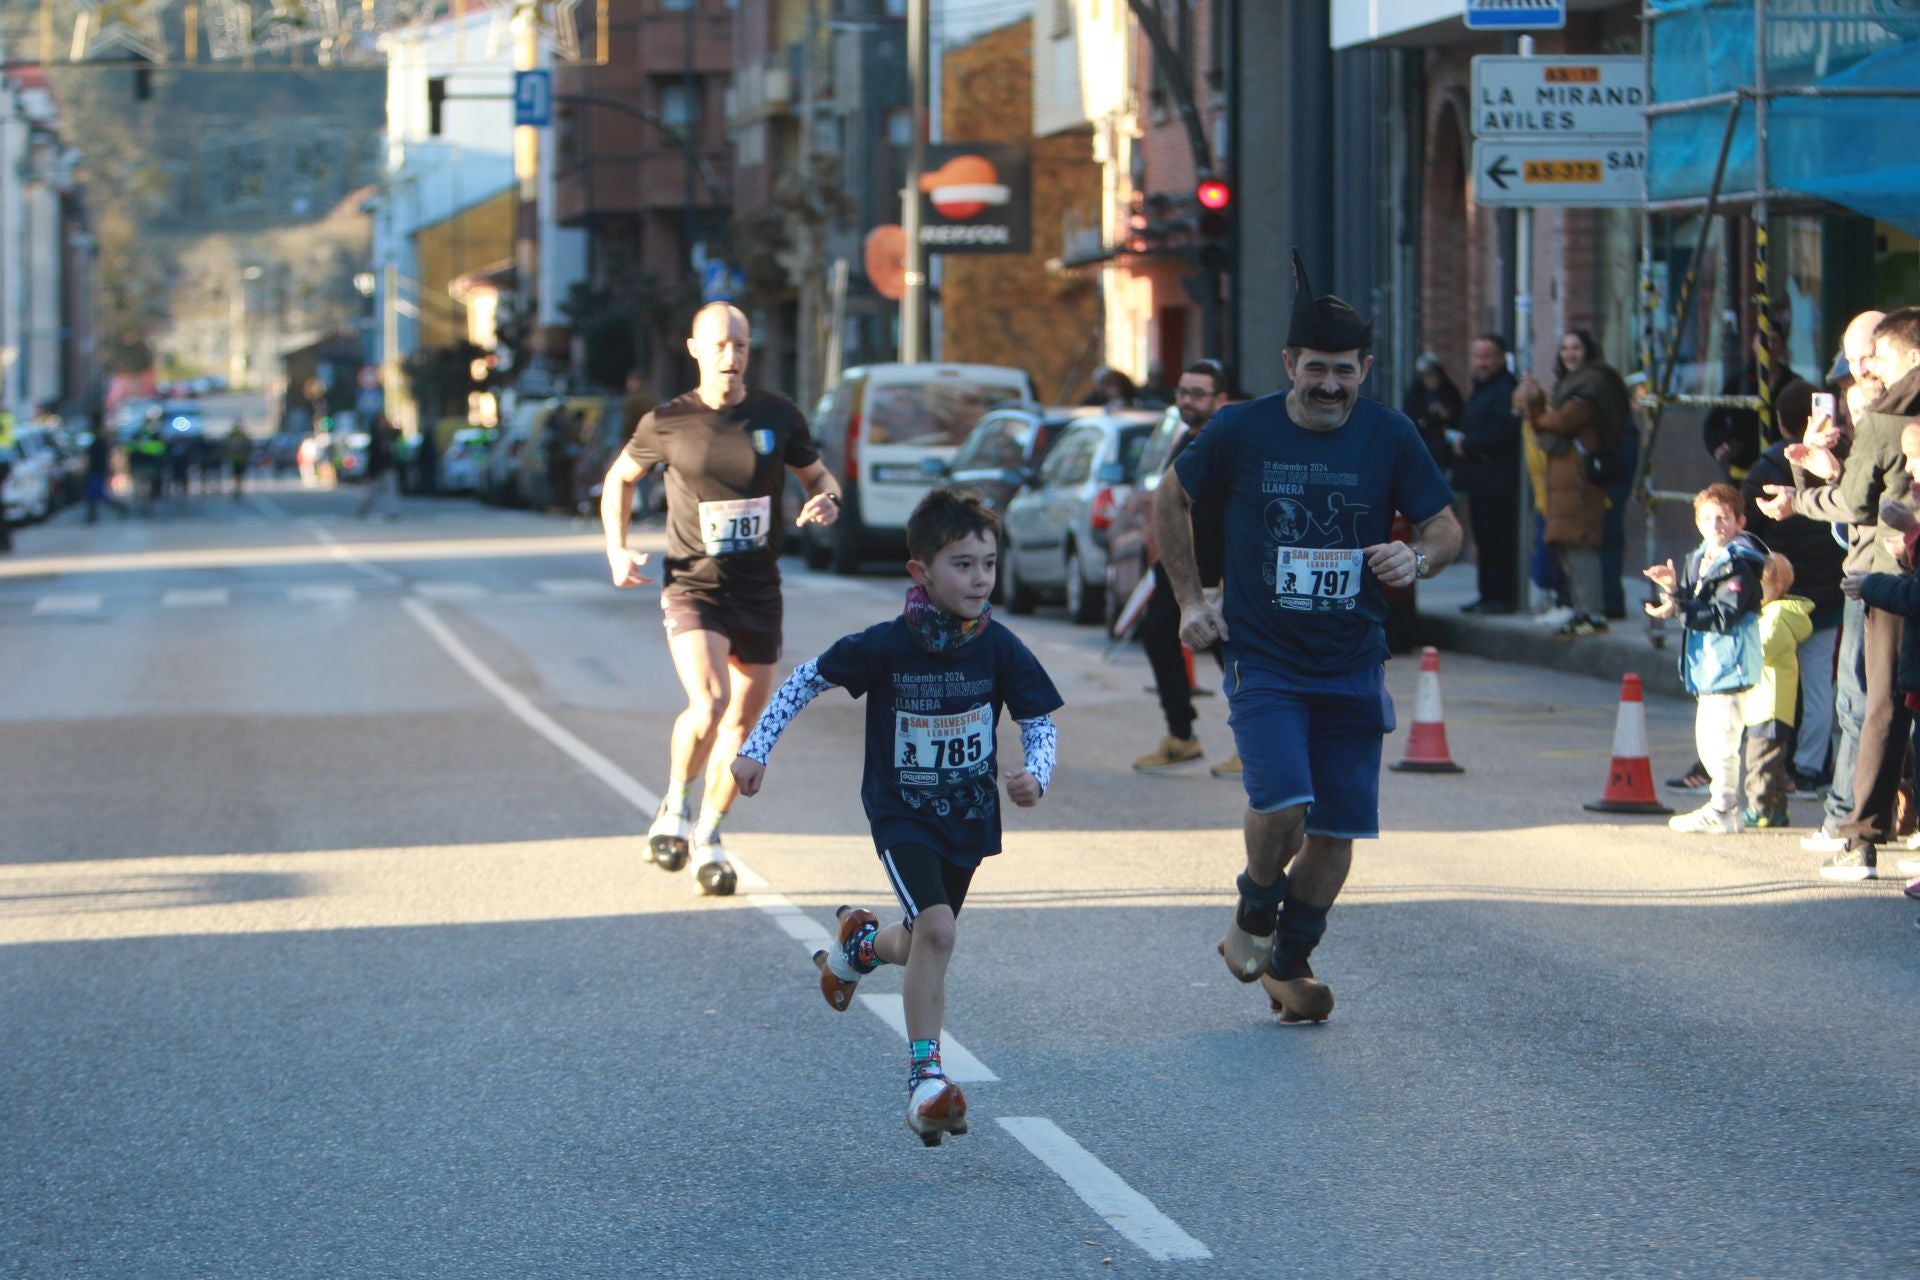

{"left": 1743, "top": 552, "right": 1814, "bottom": 827}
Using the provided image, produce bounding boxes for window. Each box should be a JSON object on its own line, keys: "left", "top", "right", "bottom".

{"left": 659, "top": 83, "right": 696, "bottom": 128}
{"left": 1052, "top": 0, "right": 1071, "bottom": 38}
{"left": 662, "top": 0, "right": 692, "bottom": 10}
{"left": 954, "top": 415, "right": 1027, "bottom": 471}
{"left": 1041, "top": 429, "right": 1096, "bottom": 486}
{"left": 887, "top": 107, "right": 911, "bottom": 149}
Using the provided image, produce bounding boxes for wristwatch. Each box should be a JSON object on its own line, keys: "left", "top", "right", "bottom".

{"left": 1411, "top": 547, "right": 1431, "bottom": 580}
{"left": 823, "top": 492, "right": 842, "bottom": 507}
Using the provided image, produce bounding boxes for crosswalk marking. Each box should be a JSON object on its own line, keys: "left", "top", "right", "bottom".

{"left": 288, "top": 585, "right": 359, "bottom": 605}
{"left": 160, "top": 588, "right": 229, "bottom": 608}
{"left": 32, "top": 594, "right": 102, "bottom": 615}
{"left": 413, "top": 583, "right": 489, "bottom": 602}
{"left": 535, "top": 579, "right": 606, "bottom": 597}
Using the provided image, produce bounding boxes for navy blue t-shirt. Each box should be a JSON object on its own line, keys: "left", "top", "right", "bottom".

{"left": 1172, "top": 392, "right": 1453, "bottom": 678}
{"left": 815, "top": 618, "right": 1064, "bottom": 865}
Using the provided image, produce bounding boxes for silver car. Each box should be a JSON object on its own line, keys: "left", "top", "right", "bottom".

{"left": 1000, "top": 411, "right": 1158, "bottom": 625}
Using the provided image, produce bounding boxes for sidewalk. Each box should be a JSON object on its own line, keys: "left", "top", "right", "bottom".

{"left": 1414, "top": 562, "right": 1688, "bottom": 699}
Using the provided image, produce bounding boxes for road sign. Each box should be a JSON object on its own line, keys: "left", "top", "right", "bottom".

{"left": 1472, "top": 139, "right": 1645, "bottom": 207}
{"left": 1472, "top": 56, "right": 1647, "bottom": 140}
{"left": 700, "top": 260, "right": 744, "bottom": 303}
{"left": 514, "top": 70, "right": 552, "bottom": 127}
{"left": 1464, "top": 0, "right": 1565, "bottom": 30}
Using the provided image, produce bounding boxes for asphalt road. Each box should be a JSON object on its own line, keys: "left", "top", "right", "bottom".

{"left": 2, "top": 482, "right": 1914, "bottom": 1278}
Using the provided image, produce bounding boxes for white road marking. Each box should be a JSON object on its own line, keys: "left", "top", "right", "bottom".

{"left": 32, "top": 594, "right": 101, "bottom": 614}
{"left": 413, "top": 583, "right": 489, "bottom": 602}
{"left": 303, "top": 522, "right": 407, "bottom": 586}
{"left": 399, "top": 597, "right": 769, "bottom": 890}
{"left": 288, "top": 584, "right": 359, "bottom": 605}
{"left": 996, "top": 1117, "right": 1212, "bottom": 1262}
{"left": 535, "top": 578, "right": 607, "bottom": 597}
{"left": 161, "top": 588, "right": 229, "bottom": 608}
{"left": 855, "top": 994, "right": 1000, "bottom": 1083}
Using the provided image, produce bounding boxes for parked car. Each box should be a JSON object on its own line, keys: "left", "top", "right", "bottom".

{"left": 802, "top": 362, "right": 1034, "bottom": 573}
{"left": 941, "top": 405, "right": 1092, "bottom": 514}
{"left": 37, "top": 424, "right": 88, "bottom": 508}
{"left": 514, "top": 396, "right": 620, "bottom": 513}
{"left": 0, "top": 428, "right": 59, "bottom": 522}
{"left": 1000, "top": 410, "right": 1158, "bottom": 624}
{"left": 437, "top": 427, "right": 492, "bottom": 494}
{"left": 1102, "top": 406, "right": 1422, "bottom": 652}
{"left": 480, "top": 398, "right": 554, "bottom": 506}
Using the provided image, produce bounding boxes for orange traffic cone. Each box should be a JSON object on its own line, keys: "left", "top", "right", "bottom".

{"left": 1584, "top": 673, "right": 1674, "bottom": 815}
{"left": 1390, "top": 646, "right": 1463, "bottom": 774}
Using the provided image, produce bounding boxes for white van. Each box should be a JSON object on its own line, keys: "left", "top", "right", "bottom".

{"left": 802, "top": 362, "right": 1034, "bottom": 573}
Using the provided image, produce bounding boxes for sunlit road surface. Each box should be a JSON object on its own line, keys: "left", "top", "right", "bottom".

{"left": 2, "top": 483, "right": 1914, "bottom": 1278}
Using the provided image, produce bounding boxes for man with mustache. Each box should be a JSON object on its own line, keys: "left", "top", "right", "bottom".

{"left": 1153, "top": 251, "right": 1462, "bottom": 1023}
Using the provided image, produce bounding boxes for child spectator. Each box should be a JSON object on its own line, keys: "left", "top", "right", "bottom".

{"left": 1741, "top": 552, "right": 1812, "bottom": 828}
{"left": 1645, "top": 483, "right": 1769, "bottom": 834}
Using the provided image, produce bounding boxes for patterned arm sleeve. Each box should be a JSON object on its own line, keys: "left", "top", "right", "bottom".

{"left": 739, "top": 660, "right": 836, "bottom": 763}
{"left": 1016, "top": 715, "right": 1057, "bottom": 795}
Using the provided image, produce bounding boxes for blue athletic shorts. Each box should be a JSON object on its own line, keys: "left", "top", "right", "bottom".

{"left": 1224, "top": 658, "right": 1396, "bottom": 839}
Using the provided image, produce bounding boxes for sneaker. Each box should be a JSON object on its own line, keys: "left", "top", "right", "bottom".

{"left": 1801, "top": 830, "right": 1848, "bottom": 854}
{"left": 1132, "top": 735, "right": 1204, "bottom": 773}
{"left": 813, "top": 905, "right": 879, "bottom": 1011}
{"left": 906, "top": 1077, "right": 968, "bottom": 1147}
{"left": 1817, "top": 841, "right": 1879, "bottom": 881}
{"left": 1218, "top": 912, "right": 1273, "bottom": 984}
{"left": 1555, "top": 615, "right": 1609, "bottom": 639}
{"left": 1788, "top": 768, "right": 1831, "bottom": 793}
{"left": 1667, "top": 804, "right": 1739, "bottom": 834}
{"left": 1260, "top": 954, "right": 1333, "bottom": 1024}
{"left": 1741, "top": 807, "right": 1791, "bottom": 829}
{"left": 1904, "top": 876, "right": 1920, "bottom": 902}
{"left": 1905, "top": 832, "right": 1920, "bottom": 853}
{"left": 690, "top": 834, "right": 737, "bottom": 896}
{"left": 1665, "top": 770, "right": 1710, "bottom": 795}
{"left": 646, "top": 801, "right": 691, "bottom": 871}
{"left": 1209, "top": 754, "right": 1243, "bottom": 780}
{"left": 1534, "top": 605, "right": 1576, "bottom": 629}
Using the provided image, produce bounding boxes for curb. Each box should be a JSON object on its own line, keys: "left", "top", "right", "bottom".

{"left": 1414, "top": 610, "right": 1688, "bottom": 701}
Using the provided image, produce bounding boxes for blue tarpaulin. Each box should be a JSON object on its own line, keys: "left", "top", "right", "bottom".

{"left": 1649, "top": 0, "right": 1920, "bottom": 232}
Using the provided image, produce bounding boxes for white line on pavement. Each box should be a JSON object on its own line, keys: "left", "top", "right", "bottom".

{"left": 161, "top": 588, "right": 229, "bottom": 608}
{"left": 304, "top": 522, "right": 407, "bottom": 586}
{"left": 413, "top": 583, "right": 489, "bottom": 602}
{"left": 288, "top": 585, "right": 359, "bottom": 605}
{"left": 996, "top": 1118, "right": 1212, "bottom": 1262}
{"left": 398, "top": 596, "right": 770, "bottom": 890}
{"left": 855, "top": 994, "right": 1000, "bottom": 1083}
{"left": 535, "top": 579, "right": 607, "bottom": 597}
{"left": 31, "top": 594, "right": 102, "bottom": 614}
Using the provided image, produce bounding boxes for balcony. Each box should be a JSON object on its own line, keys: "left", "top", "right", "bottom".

{"left": 554, "top": 149, "right": 733, "bottom": 224}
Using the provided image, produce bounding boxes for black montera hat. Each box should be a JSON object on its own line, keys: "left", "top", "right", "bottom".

{"left": 1287, "top": 249, "right": 1373, "bottom": 352}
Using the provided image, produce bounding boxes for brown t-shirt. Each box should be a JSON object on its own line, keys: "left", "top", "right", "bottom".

{"left": 621, "top": 387, "right": 819, "bottom": 596}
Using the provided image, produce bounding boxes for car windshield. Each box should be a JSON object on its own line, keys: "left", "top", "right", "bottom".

{"left": 866, "top": 379, "right": 1027, "bottom": 446}
{"left": 1117, "top": 424, "right": 1154, "bottom": 480}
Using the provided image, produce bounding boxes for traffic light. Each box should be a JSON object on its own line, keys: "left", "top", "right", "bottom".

{"left": 427, "top": 77, "right": 447, "bottom": 136}
{"left": 1195, "top": 177, "right": 1231, "bottom": 272}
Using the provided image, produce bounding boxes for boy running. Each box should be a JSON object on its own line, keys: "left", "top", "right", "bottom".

{"left": 730, "top": 490, "right": 1062, "bottom": 1145}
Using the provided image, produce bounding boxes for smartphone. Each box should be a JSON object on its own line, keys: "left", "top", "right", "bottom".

{"left": 1811, "top": 391, "right": 1835, "bottom": 419}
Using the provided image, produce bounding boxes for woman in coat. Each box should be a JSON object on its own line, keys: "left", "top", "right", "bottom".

{"left": 1517, "top": 330, "right": 1632, "bottom": 638}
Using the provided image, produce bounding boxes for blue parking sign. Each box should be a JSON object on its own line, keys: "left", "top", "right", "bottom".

{"left": 1464, "top": 0, "right": 1565, "bottom": 29}
{"left": 514, "top": 70, "right": 552, "bottom": 127}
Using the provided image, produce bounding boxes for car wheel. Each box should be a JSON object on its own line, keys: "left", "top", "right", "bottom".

{"left": 1066, "top": 545, "right": 1103, "bottom": 625}
{"left": 1004, "top": 542, "right": 1037, "bottom": 614}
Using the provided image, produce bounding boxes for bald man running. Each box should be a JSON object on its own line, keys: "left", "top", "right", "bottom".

{"left": 601, "top": 303, "right": 844, "bottom": 895}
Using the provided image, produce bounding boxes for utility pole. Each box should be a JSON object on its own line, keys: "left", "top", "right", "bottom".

{"left": 900, "top": 0, "right": 928, "bottom": 363}
{"left": 513, "top": 18, "right": 539, "bottom": 380}
{"left": 797, "top": 0, "right": 821, "bottom": 411}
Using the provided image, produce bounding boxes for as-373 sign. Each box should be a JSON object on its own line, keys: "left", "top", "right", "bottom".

{"left": 1472, "top": 139, "right": 1646, "bottom": 207}
{"left": 918, "top": 143, "right": 1031, "bottom": 255}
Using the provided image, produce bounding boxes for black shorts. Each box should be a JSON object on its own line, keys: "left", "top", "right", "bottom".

{"left": 660, "top": 587, "right": 783, "bottom": 666}
{"left": 880, "top": 843, "right": 975, "bottom": 927}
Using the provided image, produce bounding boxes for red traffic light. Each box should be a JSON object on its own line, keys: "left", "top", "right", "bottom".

{"left": 1196, "top": 178, "right": 1231, "bottom": 211}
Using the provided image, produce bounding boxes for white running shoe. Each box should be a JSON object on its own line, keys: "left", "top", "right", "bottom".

{"left": 690, "top": 834, "right": 737, "bottom": 896}
{"left": 646, "top": 803, "right": 691, "bottom": 871}
{"left": 906, "top": 1077, "right": 968, "bottom": 1147}
{"left": 1533, "top": 605, "right": 1576, "bottom": 630}
{"left": 1800, "top": 831, "right": 1848, "bottom": 854}
{"left": 1667, "top": 804, "right": 1739, "bottom": 835}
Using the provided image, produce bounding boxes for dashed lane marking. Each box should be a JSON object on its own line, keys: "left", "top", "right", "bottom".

{"left": 854, "top": 994, "right": 999, "bottom": 1083}
{"left": 413, "top": 583, "right": 490, "bottom": 603}
{"left": 31, "top": 594, "right": 102, "bottom": 615}
{"left": 161, "top": 588, "right": 229, "bottom": 608}
{"left": 535, "top": 578, "right": 608, "bottom": 597}
{"left": 288, "top": 584, "right": 359, "bottom": 606}
{"left": 997, "top": 1118, "right": 1213, "bottom": 1262}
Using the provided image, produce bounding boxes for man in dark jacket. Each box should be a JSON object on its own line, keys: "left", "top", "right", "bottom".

{"left": 1765, "top": 306, "right": 1920, "bottom": 879}
{"left": 1706, "top": 314, "right": 1813, "bottom": 478}
{"left": 1450, "top": 335, "right": 1522, "bottom": 614}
